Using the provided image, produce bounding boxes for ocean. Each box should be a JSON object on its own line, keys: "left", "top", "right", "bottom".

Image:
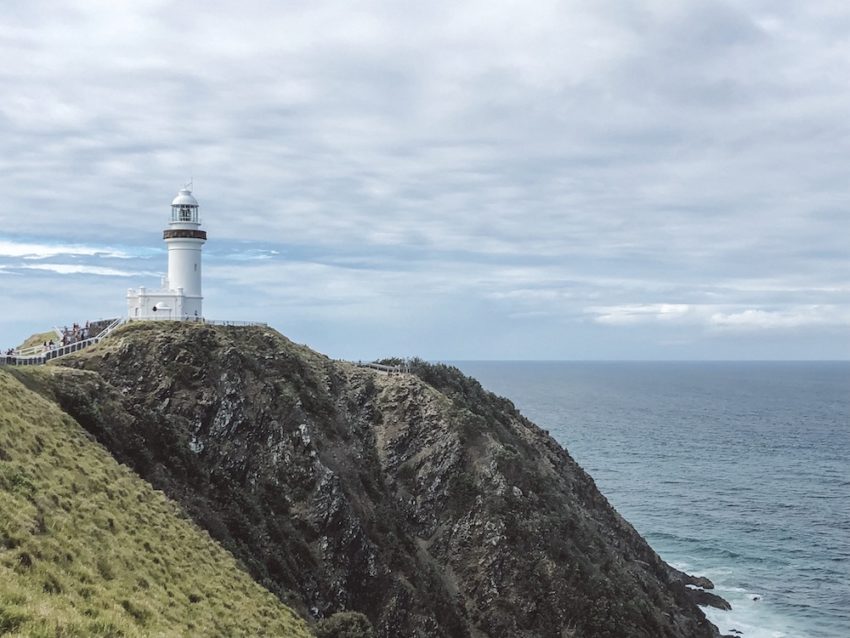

{"left": 452, "top": 362, "right": 850, "bottom": 638}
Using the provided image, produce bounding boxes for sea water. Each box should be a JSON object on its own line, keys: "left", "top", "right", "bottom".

{"left": 452, "top": 362, "right": 850, "bottom": 638}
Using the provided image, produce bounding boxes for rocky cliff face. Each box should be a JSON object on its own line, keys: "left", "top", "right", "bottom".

{"left": 36, "top": 322, "right": 722, "bottom": 637}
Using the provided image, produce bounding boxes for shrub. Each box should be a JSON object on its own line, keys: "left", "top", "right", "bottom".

{"left": 43, "top": 571, "right": 64, "bottom": 594}
{"left": 120, "top": 598, "right": 152, "bottom": 625}
{"left": 314, "top": 611, "right": 375, "bottom": 638}
{"left": 96, "top": 556, "right": 115, "bottom": 581}
{"left": 0, "top": 605, "right": 29, "bottom": 633}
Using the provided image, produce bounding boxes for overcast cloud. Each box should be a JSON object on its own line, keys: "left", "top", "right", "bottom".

{"left": 1, "top": 0, "right": 848, "bottom": 359}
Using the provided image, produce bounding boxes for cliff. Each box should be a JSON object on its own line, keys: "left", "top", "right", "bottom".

{"left": 0, "top": 368, "right": 310, "bottom": 637}
{"left": 23, "top": 321, "right": 723, "bottom": 637}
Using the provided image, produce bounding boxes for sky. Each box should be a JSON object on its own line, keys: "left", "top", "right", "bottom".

{"left": 1, "top": 0, "right": 848, "bottom": 360}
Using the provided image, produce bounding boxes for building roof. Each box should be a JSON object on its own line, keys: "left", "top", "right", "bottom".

{"left": 171, "top": 188, "right": 198, "bottom": 207}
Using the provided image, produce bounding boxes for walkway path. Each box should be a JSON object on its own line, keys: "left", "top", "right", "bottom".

{"left": 2, "top": 317, "right": 126, "bottom": 366}
{"left": 3, "top": 320, "right": 408, "bottom": 377}
{"left": 2, "top": 318, "right": 271, "bottom": 367}
{"left": 354, "top": 361, "right": 411, "bottom": 376}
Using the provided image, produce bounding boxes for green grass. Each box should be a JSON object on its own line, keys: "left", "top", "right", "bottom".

{"left": 16, "top": 331, "right": 56, "bottom": 351}
{"left": 0, "top": 368, "right": 311, "bottom": 637}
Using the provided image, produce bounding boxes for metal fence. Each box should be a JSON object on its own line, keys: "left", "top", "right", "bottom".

{"left": 124, "top": 318, "right": 267, "bottom": 327}
{"left": 1, "top": 316, "right": 267, "bottom": 367}
{"left": 355, "top": 361, "right": 411, "bottom": 375}
{"left": 204, "top": 320, "right": 268, "bottom": 327}
{"left": 1, "top": 317, "right": 124, "bottom": 367}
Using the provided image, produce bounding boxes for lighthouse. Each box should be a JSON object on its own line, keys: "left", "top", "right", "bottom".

{"left": 126, "top": 184, "right": 208, "bottom": 321}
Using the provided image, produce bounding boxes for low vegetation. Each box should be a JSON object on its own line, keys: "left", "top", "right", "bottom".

{"left": 15, "top": 331, "right": 56, "bottom": 351}
{"left": 2, "top": 322, "right": 719, "bottom": 637}
{"left": 315, "top": 612, "right": 375, "bottom": 638}
{"left": 0, "top": 368, "right": 311, "bottom": 637}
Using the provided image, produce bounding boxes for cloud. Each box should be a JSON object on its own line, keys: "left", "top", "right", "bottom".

{"left": 219, "top": 248, "right": 280, "bottom": 262}
{"left": 587, "top": 304, "right": 694, "bottom": 325}
{"left": 18, "top": 264, "right": 153, "bottom": 277}
{"left": 709, "top": 306, "right": 850, "bottom": 330}
{"left": 0, "top": 1, "right": 849, "bottom": 358}
{"left": 584, "top": 303, "right": 850, "bottom": 332}
{"left": 0, "top": 240, "right": 130, "bottom": 260}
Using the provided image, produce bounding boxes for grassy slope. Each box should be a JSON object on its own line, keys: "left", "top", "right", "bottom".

{"left": 0, "top": 368, "right": 311, "bottom": 638}
{"left": 16, "top": 331, "right": 56, "bottom": 350}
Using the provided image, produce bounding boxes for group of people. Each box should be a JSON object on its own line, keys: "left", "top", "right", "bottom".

{"left": 61, "top": 322, "right": 93, "bottom": 347}
{"left": 41, "top": 340, "right": 58, "bottom": 352}
{"left": 37, "top": 322, "right": 93, "bottom": 353}
{"left": 1, "top": 320, "right": 110, "bottom": 365}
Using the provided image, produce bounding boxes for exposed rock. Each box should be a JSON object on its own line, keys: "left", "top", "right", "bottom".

{"left": 667, "top": 566, "right": 716, "bottom": 591}
{"left": 667, "top": 565, "right": 728, "bottom": 609}
{"left": 39, "top": 322, "right": 726, "bottom": 638}
{"left": 682, "top": 586, "right": 732, "bottom": 611}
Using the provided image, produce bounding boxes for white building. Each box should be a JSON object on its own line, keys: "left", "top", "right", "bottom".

{"left": 127, "top": 185, "right": 207, "bottom": 321}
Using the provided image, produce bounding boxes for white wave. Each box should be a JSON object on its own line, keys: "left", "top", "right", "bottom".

{"left": 663, "top": 559, "right": 816, "bottom": 637}
{"left": 702, "top": 589, "right": 813, "bottom": 638}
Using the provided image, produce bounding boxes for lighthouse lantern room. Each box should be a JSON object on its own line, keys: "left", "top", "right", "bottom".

{"left": 126, "top": 184, "right": 207, "bottom": 321}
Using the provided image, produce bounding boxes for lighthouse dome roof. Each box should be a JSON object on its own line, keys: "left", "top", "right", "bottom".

{"left": 171, "top": 188, "right": 198, "bottom": 207}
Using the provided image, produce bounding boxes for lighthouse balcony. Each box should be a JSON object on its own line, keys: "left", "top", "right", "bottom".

{"left": 163, "top": 229, "right": 207, "bottom": 240}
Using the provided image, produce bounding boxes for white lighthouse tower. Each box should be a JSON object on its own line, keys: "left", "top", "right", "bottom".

{"left": 126, "top": 184, "right": 207, "bottom": 321}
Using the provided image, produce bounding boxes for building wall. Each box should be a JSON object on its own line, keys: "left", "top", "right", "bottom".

{"left": 127, "top": 289, "right": 202, "bottom": 321}
{"left": 166, "top": 239, "right": 203, "bottom": 297}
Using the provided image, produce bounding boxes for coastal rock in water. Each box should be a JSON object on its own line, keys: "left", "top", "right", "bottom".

{"left": 682, "top": 587, "right": 732, "bottom": 611}
{"left": 667, "top": 565, "right": 729, "bottom": 609}
{"left": 41, "top": 322, "right": 726, "bottom": 637}
{"left": 692, "top": 576, "right": 716, "bottom": 590}
{"left": 667, "top": 564, "right": 715, "bottom": 590}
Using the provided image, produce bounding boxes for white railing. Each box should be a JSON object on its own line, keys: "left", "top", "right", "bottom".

{"left": 204, "top": 319, "right": 268, "bottom": 327}
{"left": 125, "top": 317, "right": 267, "bottom": 327}
{"left": 14, "top": 344, "right": 46, "bottom": 357}
{"left": 1, "top": 354, "right": 40, "bottom": 367}
{"left": 355, "top": 361, "right": 411, "bottom": 375}
{"left": 2, "top": 317, "right": 125, "bottom": 367}
{"left": 1, "top": 317, "right": 267, "bottom": 367}
{"left": 126, "top": 315, "right": 204, "bottom": 322}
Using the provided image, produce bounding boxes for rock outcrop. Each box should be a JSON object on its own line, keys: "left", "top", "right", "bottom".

{"left": 30, "top": 322, "right": 723, "bottom": 637}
